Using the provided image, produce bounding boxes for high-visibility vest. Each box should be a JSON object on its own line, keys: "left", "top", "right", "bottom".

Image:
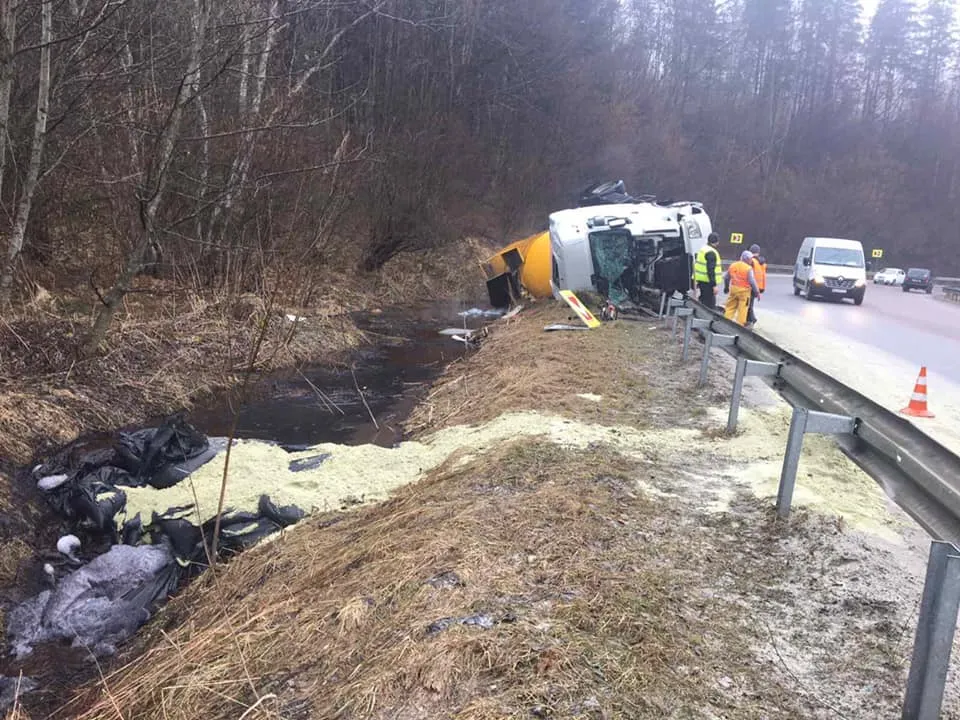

{"left": 693, "top": 246, "right": 721, "bottom": 284}
{"left": 751, "top": 257, "right": 767, "bottom": 291}
{"left": 728, "top": 261, "right": 752, "bottom": 288}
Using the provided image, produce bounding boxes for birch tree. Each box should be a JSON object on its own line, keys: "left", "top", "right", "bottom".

{"left": 0, "top": 0, "right": 49, "bottom": 303}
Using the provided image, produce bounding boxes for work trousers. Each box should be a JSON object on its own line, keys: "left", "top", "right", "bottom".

{"left": 697, "top": 281, "right": 717, "bottom": 310}
{"left": 746, "top": 291, "right": 757, "bottom": 324}
{"left": 724, "top": 286, "right": 752, "bottom": 326}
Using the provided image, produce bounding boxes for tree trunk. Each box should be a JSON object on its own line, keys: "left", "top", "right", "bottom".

{"left": 0, "top": 0, "right": 50, "bottom": 305}
{"left": 0, "top": 0, "right": 16, "bottom": 208}
{"left": 84, "top": 0, "right": 212, "bottom": 355}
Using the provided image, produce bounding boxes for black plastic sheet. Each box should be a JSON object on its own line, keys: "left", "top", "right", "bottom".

{"left": 11, "top": 415, "right": 306, "bottom": 660}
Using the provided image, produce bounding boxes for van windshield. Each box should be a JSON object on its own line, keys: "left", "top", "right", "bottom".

{"left": 814, "top": 247, "right": 864, "bottom": 268}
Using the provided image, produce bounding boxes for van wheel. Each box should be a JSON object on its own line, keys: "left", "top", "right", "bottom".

{"left": 805, "top": 287, "right": 816, "bottom": 301}
{"left": 926, "top": 287, "right": 933, "bottom": 294}
{"left": 793, "top": 277, "right": 800, "bottom": 296}
{"left": 902, "top": 286, "right": 909, "bottom": 293}
{"left": 854, "top": 293, "right": 864, "bottom": 306}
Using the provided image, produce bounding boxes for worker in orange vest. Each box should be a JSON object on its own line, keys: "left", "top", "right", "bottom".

{"left": 746, "top": 243, "right": 767, "bottom": 328}
{"left": 723, "top": 250, "right": 761, "bottom": 326}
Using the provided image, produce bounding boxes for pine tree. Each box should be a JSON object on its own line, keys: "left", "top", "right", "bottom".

{"left": 915, "top": 0, "right": 956, "bottom": 105}
{"left": 863, "top": 0, "right": 919, "bottom": 122}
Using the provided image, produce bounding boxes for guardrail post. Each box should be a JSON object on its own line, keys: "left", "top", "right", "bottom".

{"left": 727, "top": 359, "right": 781, "bottom": 433}
{"left": 682, "top": 317, "right": 712, "bottom": 362}
{"left": 658, "top": 292, "right": 668, "bottom": 318}
{"left": 662, "top": 295, "right": 685, "bottom": 326}
{"left": 698, "top": 332, "right": 737, "bottom": 387}
{"left": 776, "top": 408, "right": 858, "bottom": 518}
{"left": 672, "top": 307, "right": 693, "bottom": 337}
{"left": 902, "top": 541, "right": 960, "bottom": 720}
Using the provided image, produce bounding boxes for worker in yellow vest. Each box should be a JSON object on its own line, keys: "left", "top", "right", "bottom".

{"left": 692, "top": 233, "right": 722, "bottom": 310}
{"left": 723, "top": 251, "right": 761, "bottom": 326}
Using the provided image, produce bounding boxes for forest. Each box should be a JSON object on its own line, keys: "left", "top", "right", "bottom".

{"left": 0, "top": 0, "right": 958, "bottom": 349}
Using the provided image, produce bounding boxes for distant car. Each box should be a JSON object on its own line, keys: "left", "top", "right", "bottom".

{"left": 874, "top": 267, "right": 905, "bottom": 285}
{"left": 902, "top": 268, "right": 934, "bottom": 294}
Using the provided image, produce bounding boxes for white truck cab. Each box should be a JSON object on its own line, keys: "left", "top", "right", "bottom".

{"left": 548, "top": 198, "right": 712, "bottom": 305}
{"left": 793, "top": 237, "right": 867, "bottom": 305}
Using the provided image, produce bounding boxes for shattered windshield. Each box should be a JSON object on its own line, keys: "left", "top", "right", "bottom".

{"left": 813, "top": 247, "right": 864, "bottom": 268}
{"left": 588, "top": 230, "right": 662, "bottom": 304}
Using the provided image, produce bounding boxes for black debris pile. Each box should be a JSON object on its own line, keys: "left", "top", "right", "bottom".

{"left": 7, "top": 413, "right": 305, "bottom": 662}
{"left": 7, "top": 544, "right": 178, "bottom": 659}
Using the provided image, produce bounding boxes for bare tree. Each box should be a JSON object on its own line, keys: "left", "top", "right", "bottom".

{"left": 0, "top": 0, "right": 49, "bottom": 303}
{"left": 84, "top": 0, "right": 213, "bottom": 354}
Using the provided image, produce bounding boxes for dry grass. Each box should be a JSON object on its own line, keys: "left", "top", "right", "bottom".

{"left": 407, "top": 302, "right": 686, "bottom": 435}
{"left": 62, "top": 439, "right": 809, "bottom": 720}
{"left": 0, "top": 288, "right": 367, "bottom": 468}
{"left": 0, "top": 540, "right": 32, "bottom": 588}
{"left": 37, "top": 297, "right": 920, "bottom": 719}
{"left": 373, "top": 236, "right": 493, "bottom": 305}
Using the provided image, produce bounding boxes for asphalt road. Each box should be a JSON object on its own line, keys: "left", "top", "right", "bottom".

{"left": 755, "top": 275, "right": 960, "bottom": 386}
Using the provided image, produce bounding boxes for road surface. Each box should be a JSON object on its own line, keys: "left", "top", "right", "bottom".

{"left": 746, "top": 274, "right": 960, "bottom": 455}
{"left": 757, "top": 275, "right": 960, "bottom": 386}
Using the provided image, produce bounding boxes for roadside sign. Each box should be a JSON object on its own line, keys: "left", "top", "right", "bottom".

{"left": 559, "top": 290, "right": 601, "bottom": 329}
{"left": 730, "top": 233, "right": 744, "bottom": 245}
{"left": 872, "top": 249, "right": 884, "bottom": 259}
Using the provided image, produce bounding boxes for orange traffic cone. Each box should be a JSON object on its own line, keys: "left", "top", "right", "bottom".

{"left": 901, "top": 366, "right": 935, "bottom": 418}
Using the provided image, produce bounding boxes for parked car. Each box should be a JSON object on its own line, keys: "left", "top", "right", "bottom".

{"left": 874, "top": 267, "right": 905, "bottom": 285}
{"left": 902, "top": 268, "right": 934, "bottom": 294}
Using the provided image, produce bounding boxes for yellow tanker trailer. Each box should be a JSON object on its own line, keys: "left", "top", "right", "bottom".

{"left": 481, "top": 230, "right": 553, "bottom": 306}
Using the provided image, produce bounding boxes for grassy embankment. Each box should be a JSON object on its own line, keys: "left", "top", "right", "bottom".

{"left": 0, "top": 240, "right": 490, "bottom": 654}
{"left": 39, "top": 301, "right": 931, "bottom": 720}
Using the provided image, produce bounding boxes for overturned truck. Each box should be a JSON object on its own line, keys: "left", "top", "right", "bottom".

{"left": 484, "top": 181, "right": 713, "bottom": 308}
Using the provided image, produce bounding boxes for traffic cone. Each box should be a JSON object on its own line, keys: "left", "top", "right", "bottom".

{"left": 900, "top": 366, "right": 935, "bottom": 418}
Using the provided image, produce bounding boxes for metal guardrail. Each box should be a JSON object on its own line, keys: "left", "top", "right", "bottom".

{"left": 663, "top": 295, "right": 960, "bottom": 718}
{"left": 682, "top": 300, "right": 960, "bottom": 542}
{"left": 722, "top": 262, "right": 960, "bottom": 288}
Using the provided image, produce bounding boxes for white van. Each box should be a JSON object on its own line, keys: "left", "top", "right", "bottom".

{"left": 793, "top": 237, "right": 867, "bottom": 305}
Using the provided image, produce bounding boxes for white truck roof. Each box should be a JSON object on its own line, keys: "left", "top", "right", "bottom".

{"left": 549, "top": 204, "right": 684, "bottom": 242}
